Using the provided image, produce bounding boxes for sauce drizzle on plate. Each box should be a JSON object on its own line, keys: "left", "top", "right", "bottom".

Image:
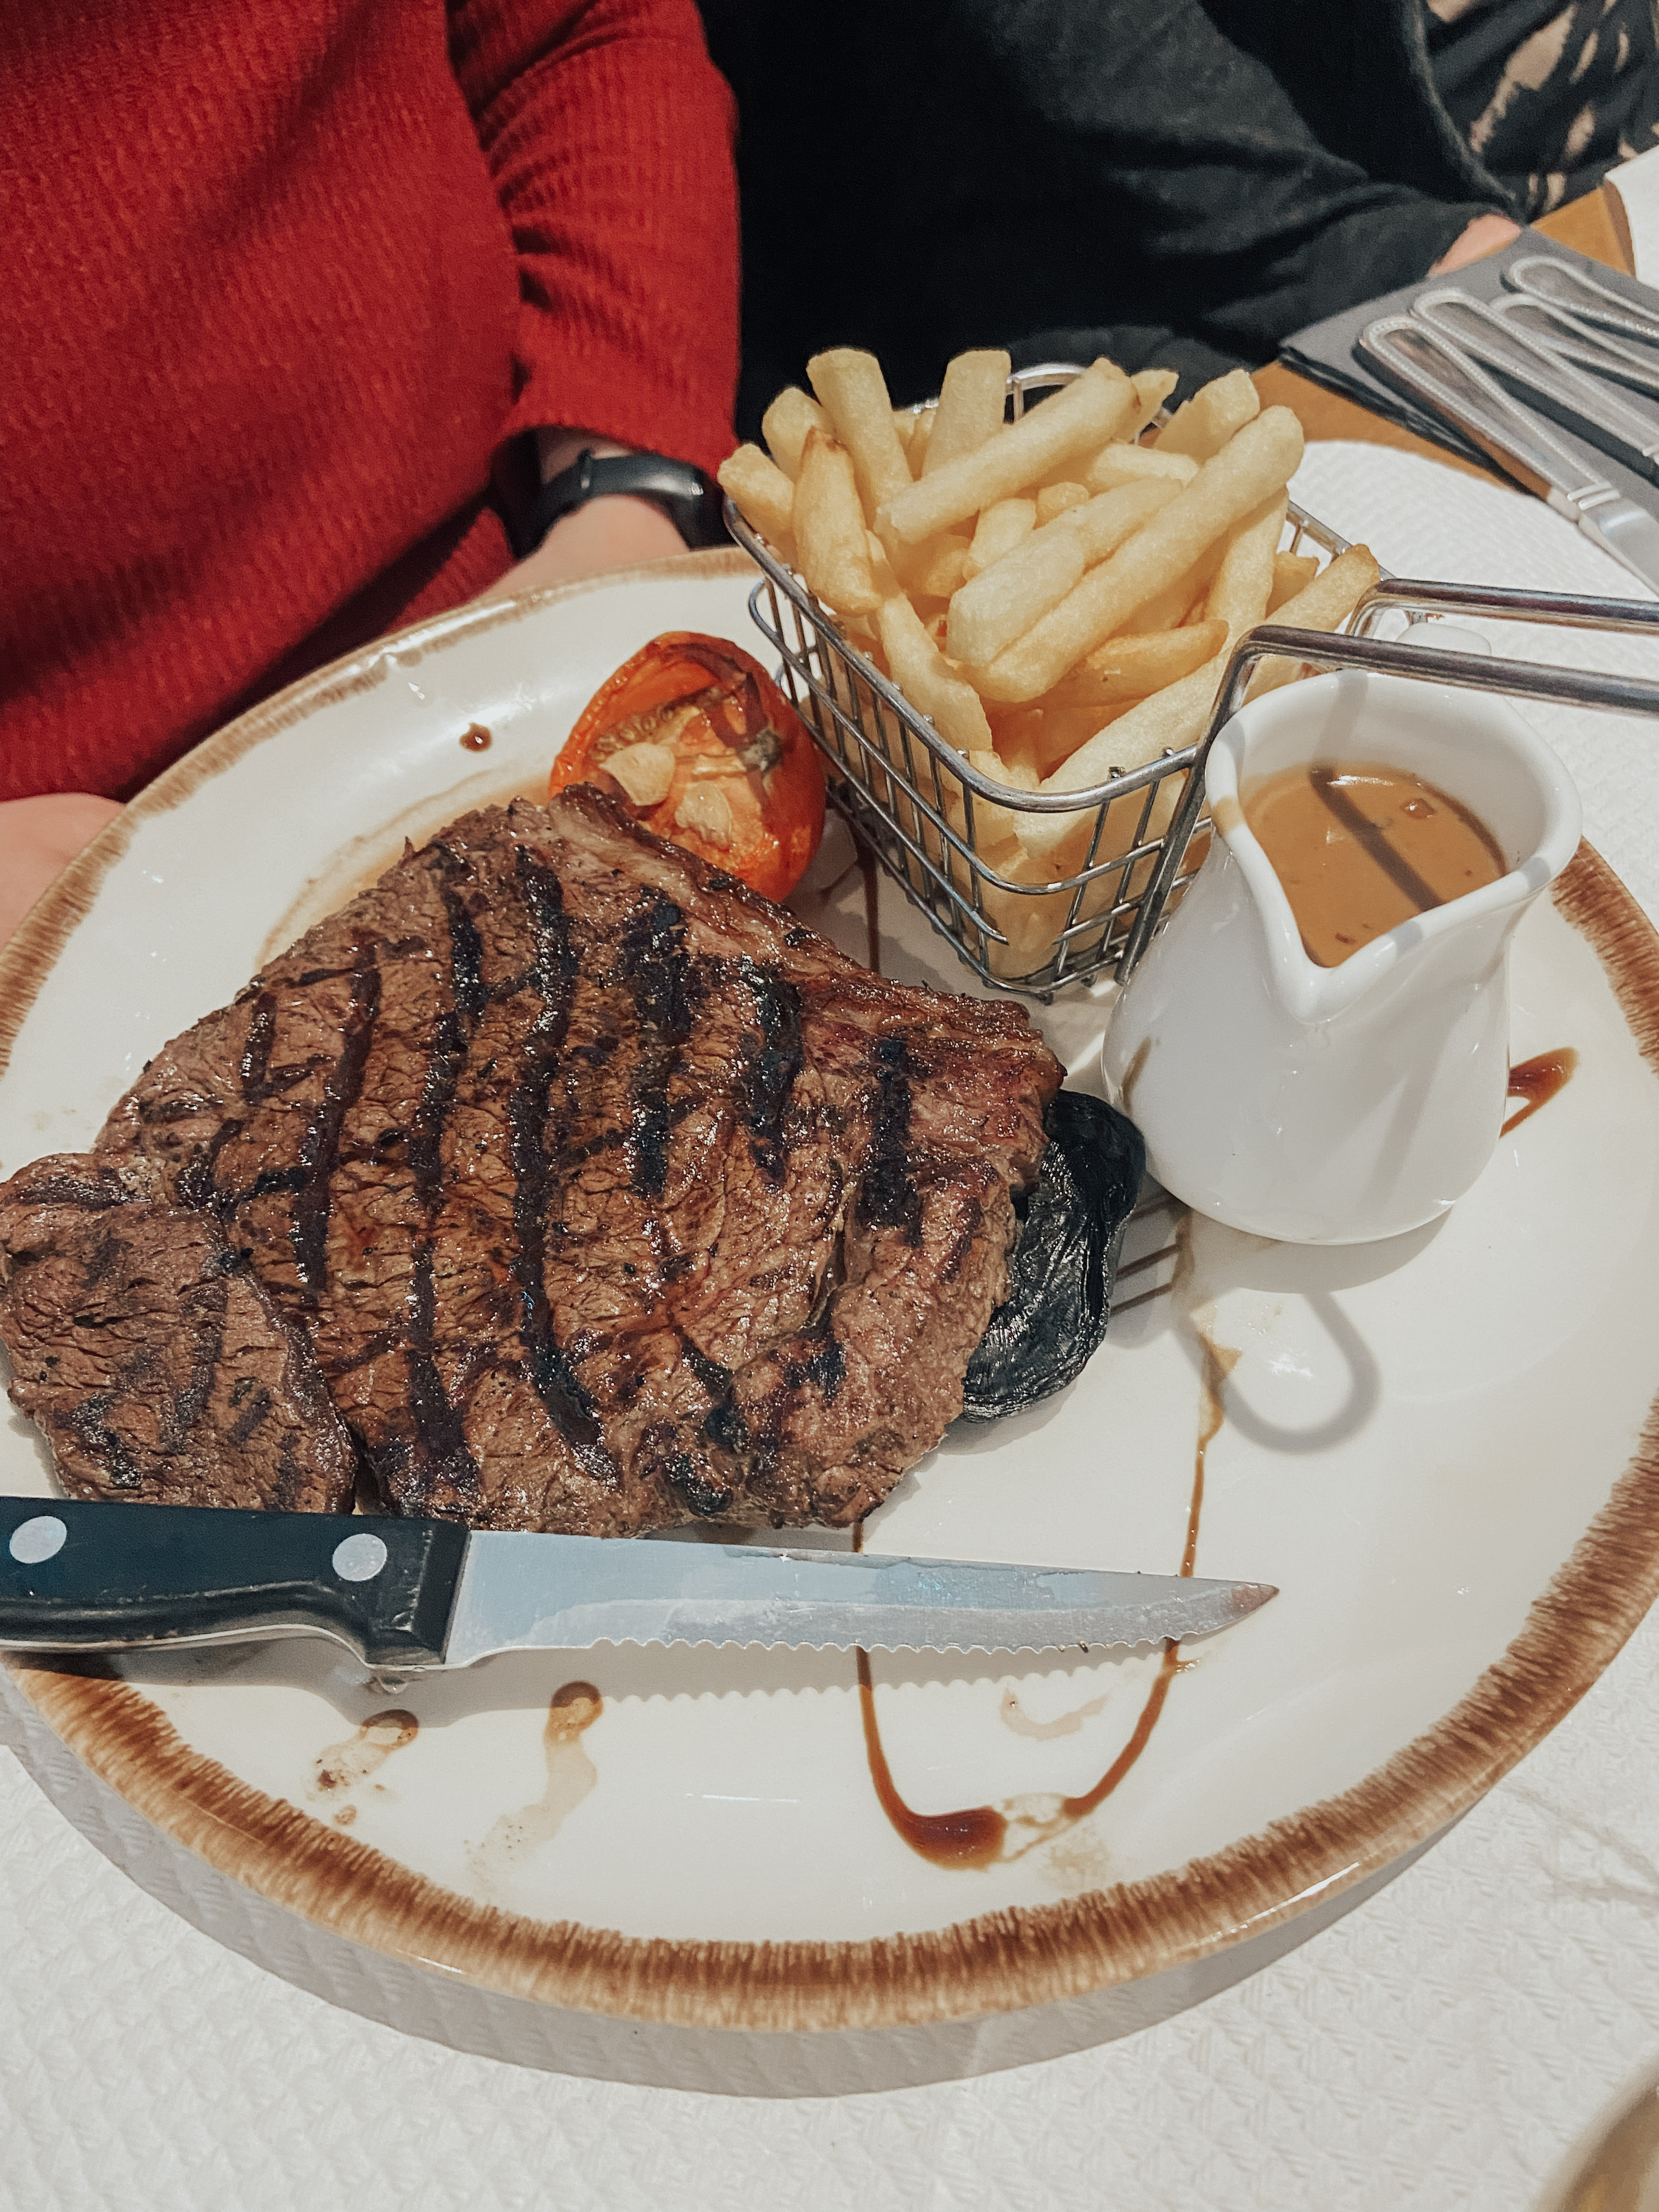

{"left": 1504, "top": 1047, "right": 1578, "bottom": 1134}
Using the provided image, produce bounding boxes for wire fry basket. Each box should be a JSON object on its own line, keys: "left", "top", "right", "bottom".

{"left": 726, "top": 363, "right": 1357, "bottom": 1000}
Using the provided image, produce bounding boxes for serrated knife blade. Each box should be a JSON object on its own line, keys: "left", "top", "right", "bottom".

{"left": 0, "top": 1496, "right": 1276, "bottom": 1670}
{"left": 444, "top": 1530, "right": 1276, "bottom": 1661}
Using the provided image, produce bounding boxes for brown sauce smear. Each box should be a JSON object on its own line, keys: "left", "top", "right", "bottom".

{"left": 310, "top": 1708, "right": 418, "bottom": 1799}
{"left": 1244, "top": 761, "right": 1507, "bottom": 967}
{"left": 1504, "top": 1047, "right": 1578, "bottom": 1135}
{"left": 1057, "top": 1644, "right": 1182, "bottom": 1819}
{"left": 459, "top": 722, "right": 493, "bottom": 752}
{"left": 856, "top": 1640, "right": 1180, "bottom": 1871}
{"left": 856, "top": 1649, "right": 1007, "bottom": 1869}
{"left": 853, "top": 1210, "right": 1236, "bottom": 1871}
{"left": 1184, "top": 1327, "right": 1240, "bottom": 1578}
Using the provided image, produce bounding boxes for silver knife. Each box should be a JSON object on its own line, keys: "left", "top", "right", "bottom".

{"left": 1359, "top": 311, "right": 1659, "bottom": 590}
{"left": 0, "top": 1495, "right": 1276, "bottom": 1670}
{"left": 1502, "top": 250, "right": 1659, "bottom": 349}
{"left": 1413, "top": 286, "right": 1659, "bottom": 476}
{"left": 1488, "top": 291, "right": 1659, "bottom": 408}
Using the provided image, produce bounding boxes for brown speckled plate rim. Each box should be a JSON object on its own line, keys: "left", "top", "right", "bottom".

{"left": 4, "top": 555, "right": 1659, "bottom": 2036}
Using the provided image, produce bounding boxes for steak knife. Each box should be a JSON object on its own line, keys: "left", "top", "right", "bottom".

{"left": 1359, "top": 312, "right": 1659, "bottom": 590}
{"left": 0, "top": 1496, "right": 1276, "bottom": 1669}
{"left": 1487, "top": 292, "right": 1659, "bottom": 408}
{"left": 1502, "top": 251, "right": 1659, "bottom": 349}
{"left": 1412, "top": 287, "right": 1659, "bottom": 479}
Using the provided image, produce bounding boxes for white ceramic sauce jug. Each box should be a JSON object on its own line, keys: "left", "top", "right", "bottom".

{"left": 1102, "top": 658, "right": 1583, "bottom": 1244}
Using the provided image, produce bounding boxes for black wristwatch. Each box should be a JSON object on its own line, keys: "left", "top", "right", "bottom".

{"left": 520, "top": 448, "right": 728, "bottom": 556}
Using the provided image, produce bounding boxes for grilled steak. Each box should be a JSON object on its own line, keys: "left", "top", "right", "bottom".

{"left": 0, "top": 1155, "right": 355, "bottom": 1511}
{"left": 2, "top": 789, "right": 1062, "bottom": 1532}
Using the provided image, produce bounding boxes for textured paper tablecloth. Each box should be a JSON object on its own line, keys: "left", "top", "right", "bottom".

{"left": 7, "top": 444, "right": 1659, "bottom": 2212}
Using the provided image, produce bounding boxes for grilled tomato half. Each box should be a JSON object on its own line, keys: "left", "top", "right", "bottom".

{"left": 550, "top": 633, "right": 826, "bottom": 901}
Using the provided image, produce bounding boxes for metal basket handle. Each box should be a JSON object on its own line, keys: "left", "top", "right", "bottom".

{"left": 1116, "top": 580, "right": 1659, "bottom": 982}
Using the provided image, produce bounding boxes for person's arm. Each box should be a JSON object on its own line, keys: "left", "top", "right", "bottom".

{"left": 978, "top": 0, "right": 1519, "bottom": 360}
{"left": 448, "top": 0, "right": 738, "bottom": 592}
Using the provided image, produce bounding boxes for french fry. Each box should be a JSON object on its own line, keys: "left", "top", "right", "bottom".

{"left": 943, "top": 749, "right": 1040, "bottom": 855}
{"left": 865, "top": 529, "right": 904, "bottom": 600}
{"left": 1268, "top": 551, "right": 1319, "bottom": 611}
{"left": 794, "top": 430, "right": 882, "bottom": 614}
{"left": 752, "top": 343, "right": 1347, "bottom": 984}
{"left": 1155, "top": 367, "right": 1260, "bottom": 462}
{"left": 988, "top": 706, "right": 1045, "bottom": 781}
{"left": 1205, "top": 494, "right": 1285, "bottom": 635}
{"left": 1126, "top": 368, "right": 1179, "bottom": 437}
{"left": 1036, "top": 481, "right": 1090, "bottom": 523}
{"left": 1119, "top": 536, "right": 1226, "bottom": 633}
{"left": 970, "top": 407, "right": 1304, "bottom": 703}
{"left": 876, "top": 594, "right": 995, "bottom": 753}
{"left": 924, "top": 349, "right": 1011, "bottom": 476}
{"left": 1017, "top": 493, "right": 1287, "bottom": 867}
{"left": 947, "top": 526, "right": 1088, "bottom": 667}
{"left": 978, "top": 848, "right": 1091, "bottom": 979}
{"left": 808, "top": 348, "right": 913, "bottom": 518}
{"left": 1018, "top": 662, "right": 1223, "bottom": 869}
{"left": 1026, "top": 699, "right": 1141, "bottom": 777}
{"left": 1246, "top": 545, "right": 1381, "bottom": 696}
{"left": 760, "top": 388, "right": 827, "bottom": 481}
{"left": 1044, "top": 620, "right": 1228, "bottom": 712}
{"left": 717, "top": 443, "right": 797, "bottom": 557}
{"left": 1057, "top": 477, "right": 1182, "bottom": 564}
{"left": 1084, "top": 443, "right": 1199, "bottom": 493}
{"left": 910, "top": 533, "right": 974, "bottom": 599}
{"left": 949, "top": 481, "right": 1179, "bottom": 670}
{"left": 966, "top": 496, "right": 1036, "bottom": 575}
{"left": 878, "top": 361, "right": 1134, "bottom": 544}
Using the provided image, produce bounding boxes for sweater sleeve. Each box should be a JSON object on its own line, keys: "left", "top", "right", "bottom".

{"left": 447, "top": 0, "right": 739, "bottom": 478}
{"left": 986, "top": 0, "right": 1522, "bottom": 356}
{"left": 956, "top": 0, "right": 1510, "bottom": 364}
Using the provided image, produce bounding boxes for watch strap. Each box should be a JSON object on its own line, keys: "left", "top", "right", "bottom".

{"left": 521, "top": 449, "right": 728, "bottom": 556}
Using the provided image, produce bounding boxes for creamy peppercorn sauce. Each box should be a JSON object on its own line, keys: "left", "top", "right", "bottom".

{"left": 1241, "top": 761, "right": 1508, "bottom": 967}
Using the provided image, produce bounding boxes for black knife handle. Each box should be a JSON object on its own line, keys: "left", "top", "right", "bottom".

{"left": 0, "top": 1497, "right": 468, "bottom": 1669}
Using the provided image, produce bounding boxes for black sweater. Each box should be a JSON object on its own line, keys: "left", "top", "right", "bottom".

{"left": 701, "top": 0, "right": 1517, "bottom": 432}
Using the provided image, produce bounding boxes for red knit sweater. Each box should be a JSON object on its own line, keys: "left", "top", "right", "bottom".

{"left": 0, "top": 0, "right": 738, "bottom": 803}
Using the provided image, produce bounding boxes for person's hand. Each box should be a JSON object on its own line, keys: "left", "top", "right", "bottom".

{"left": 475, "top": 427, "right": 691, "bottom": 606}
{"left": 1430, "top": 213, "right": 1522, "bottom": 274}
{"left": 0, "top": 793, "right": 123, "bottom": 948}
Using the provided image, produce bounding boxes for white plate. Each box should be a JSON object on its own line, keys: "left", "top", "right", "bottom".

{"left": 5, "top": 546, "right": 1659, "bottom": 2087}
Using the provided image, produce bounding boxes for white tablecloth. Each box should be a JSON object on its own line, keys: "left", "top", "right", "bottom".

{"left": 7, "top": 443, "right": 1659, "bottom": 2212}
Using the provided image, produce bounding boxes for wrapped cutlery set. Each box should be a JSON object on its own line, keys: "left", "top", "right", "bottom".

{"left": 1284, "top": 233, "right": 1659, "bottom": 590}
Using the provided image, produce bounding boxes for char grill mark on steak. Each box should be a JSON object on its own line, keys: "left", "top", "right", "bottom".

{"left": 616, "top": 890, "right": 698, "bottom": 1202}
{"left": 735, "top": 961, "right": 804, "bottom": 1186}
{"left": 857, "top": 1035, "right": 923, "bottom": 1246}
{"left": 289, "top": 938, "right": 382, "bottom": 1304}
{"left": 505, "top": 847, "right": 611, "bottom": 1480}
{"left": 397, "top": 843, "right": 488, "bottom": 1509}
